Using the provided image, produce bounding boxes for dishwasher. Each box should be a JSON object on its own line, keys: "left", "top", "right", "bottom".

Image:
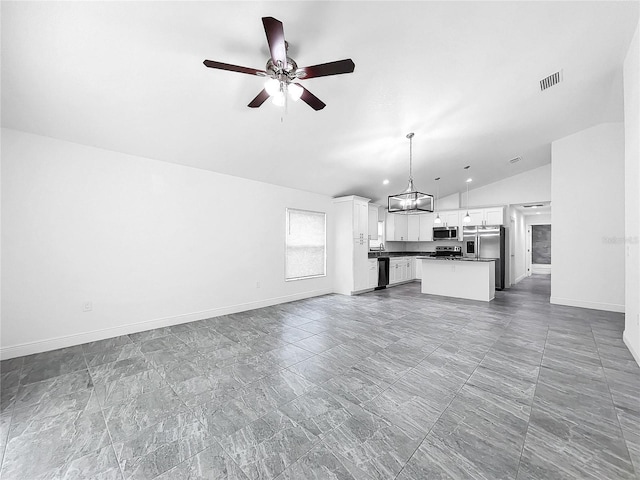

{"left": 376, "top": 257, "right": 390, "bottom": 289}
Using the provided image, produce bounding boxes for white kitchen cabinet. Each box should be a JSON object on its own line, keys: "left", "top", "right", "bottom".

{"left": 389, "top": 258, "right": 401, "bottom": 284}
{"left": 441, "top": 210, "right": 460, "bottom": 227}
{"left": 353, "top": 239, "right": 369, "bottom": 291}
{"left": 463, "top": 209, "right": 485, "bottom": 226}
{"left": 333, "top": 195, "right": 373, "bottom": 295}
{"left": 368, "top": 204, "right": 379, "bottom": 240}
{"left": 386, "top": 213, "right": 408, "bottom": 241}
{"left": 419, "top": 214, "right": 434, "bottom": 241}
{"left": 484, "top": 206, "right": 505, "bottom": 225}
{"left": 415, "top": 258, "right": 422, "bottom": 280}
{"left": 368, "top": 259, "right": 378, "bottom": 288}
{"left": 463, "top": 206, "right": 505, "bottom": 226}
{"left": 407, "top": 216, "right": 420, "bottom": 241}
{"left": 390, "top": 257, "right": 411, "bottom": 284}
{"left": 353, "top": 200, "right": 369, "bottom": 240}
{"left": 406, "top": 257, "right": 413, "bottom": 280}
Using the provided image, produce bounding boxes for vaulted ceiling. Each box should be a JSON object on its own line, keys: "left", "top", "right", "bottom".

{"left": 2, "top": 1, "right": 638, "bottom": 204}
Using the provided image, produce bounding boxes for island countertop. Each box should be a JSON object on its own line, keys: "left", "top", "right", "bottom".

{"left": 416, "top": 256, "right": 496, "bottom": 263}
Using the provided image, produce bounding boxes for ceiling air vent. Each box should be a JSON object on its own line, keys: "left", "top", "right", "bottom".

{"left": 540, "top": 71, "right": 563, "bottom": 91}
{"left": 509, "top": 156, "right": 522, "bottom": 164}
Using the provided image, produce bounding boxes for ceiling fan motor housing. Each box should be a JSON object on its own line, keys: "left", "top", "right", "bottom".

{"left": 266, "top": 57, "right": 299, "bottom": 82}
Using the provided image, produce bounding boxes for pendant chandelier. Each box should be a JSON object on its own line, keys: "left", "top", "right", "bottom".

{"left": 388, "top": 133, "right": 434, "bottom": 214}
{"left": 463, "top": 178, "right": 472, "bottom": 223}
{"left": 433, "top": 177, "right": 442, "bottom": 224}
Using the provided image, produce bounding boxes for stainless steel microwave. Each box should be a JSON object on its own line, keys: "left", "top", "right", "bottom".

{"left": 433, "top": 226, "right": 458, "bottom": 240}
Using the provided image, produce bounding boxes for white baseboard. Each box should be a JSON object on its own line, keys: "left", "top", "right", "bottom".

{"left": 514, "top": 273, "right": 526, "bottom": 285}
{"left": 0, "top": 289, "right": 333, "bottom": 360}
{"left": 531, "top": 265, "right": 552, "bottom": 275}
{"left": 550, "top": 296, "right": 625, "bottom": 313}
{"left": 623, "top": 330, "right": 640, "bottom": 367}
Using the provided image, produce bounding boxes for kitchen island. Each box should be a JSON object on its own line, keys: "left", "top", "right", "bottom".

{"left": 416, "top": 257, "right": 496, "bottom": 302}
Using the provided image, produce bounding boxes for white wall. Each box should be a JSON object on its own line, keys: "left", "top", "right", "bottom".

{"left": 437, "top": 193, "right": 460, "bottom": 211}
{"left": 465, "top": 164, "right": 551, "bottom": 207}
{"left": 1, "top": 129, "right": 335, "bottom": 359}
{"left": 551, "top": 123, "right": 625, "bottom": 312}
{"left": 510, "top": 208, "right": 527, "bottom": 284}
{"left": 624, "top": 19, "right": 640, "bottom": 365}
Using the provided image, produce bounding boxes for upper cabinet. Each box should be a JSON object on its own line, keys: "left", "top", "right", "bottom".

{"left": 463, "top": 209, "right": 486, "bottom": 226}
{"left": 440, "top": 210, "right": 460, "bottom": 227}
{"left": 386, "top": 213, "right": 408, "bottom": 241}
{"left": 419, "top": 214, "right": 434, "bottom": 241}
{"left": 463, "top": 206, "right": 505, "bottom": 226}
{"left": 407, "top": 216, "right": 420, "bottom": 241}
{"left": 368, "top": 204, "right": 379, "bottom": 240}
{"left": 353, "top": 199, "right": 369, "bottom": 241}
{"left": 407, "top": 214, "right": 434, "bottom": 241}
{"left": 384, "top": 206, "right": 505, "bottom": 243}
{"left": 484, "top": 207, "right": 505, "bottom": 225}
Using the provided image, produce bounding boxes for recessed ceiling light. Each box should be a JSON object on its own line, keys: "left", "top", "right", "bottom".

{"left": 536, "top": 212, "right": 541, "bottom": 215}
{"left": 466, "top": 178, "right": 472, "bottom": 183}
{"left": 383, "top": 179, "right": 389, "bottom": 185}
{"left": 463, "top": 165, "right": 470, "bottom": 170}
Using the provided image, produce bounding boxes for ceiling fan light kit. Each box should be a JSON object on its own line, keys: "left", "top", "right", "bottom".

{"left": 203, "top": 16, "right": 355, "bottom": 111}
{"left": 388, "top": 133, "right": 434, "bottom": 215}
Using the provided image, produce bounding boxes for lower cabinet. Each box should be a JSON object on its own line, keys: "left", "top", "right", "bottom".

{"left": 390, "top": 257, "right": 412, "bottom": 284}
{"left": 353, "top": 240, "right": 370, "bottom": 292}
{"left": 368, "top": 259, "right": 378, "bottom": 288}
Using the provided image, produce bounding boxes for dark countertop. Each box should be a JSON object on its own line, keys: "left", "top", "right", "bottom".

{"left": 417, "top": 256, "right": 496, "bottom": 263}
{"left": 368, "top": 251, "right": 434, "bottom": 259}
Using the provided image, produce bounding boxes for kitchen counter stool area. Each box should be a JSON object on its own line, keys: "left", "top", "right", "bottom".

{"left": 0, "top": 276, "right": 638, "bottom": 479}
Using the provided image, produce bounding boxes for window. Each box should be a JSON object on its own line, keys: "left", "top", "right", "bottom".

{"left": 285, "top": 208, "right": 326, "bottom": 281}
{"left": 369, "top": 221, "right": 385, "bottom": 249}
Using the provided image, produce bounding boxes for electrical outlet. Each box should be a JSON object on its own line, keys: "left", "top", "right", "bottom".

{"left": 83, "top": 301, "right": 93, "bottom": 312}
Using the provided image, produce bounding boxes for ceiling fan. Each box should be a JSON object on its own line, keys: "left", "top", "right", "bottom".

{"left": 203, "top": 16, "right": 355, "bottom": 111}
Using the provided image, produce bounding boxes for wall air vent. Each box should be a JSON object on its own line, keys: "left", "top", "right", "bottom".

{"left": 540, "top": 70, "right": 563, "bottom": 91}
{"left": 523, "top": 204, "right": 545, "bottom": 208}
{"left": 509, "top": 156, "right": 522, "bottom": 164}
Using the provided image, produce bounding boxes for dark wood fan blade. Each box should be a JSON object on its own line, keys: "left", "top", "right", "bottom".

{"left": 248, "top": 89, "right": 270, "bottom": 108}
{"left": 203, "top": 60, "right": 266, "bottom": 76}
{"left": 262, "top": 17, "right": 286, "bottom": 65}
{"left": 299, "top": 86, "right": 326, "bottom": 111}
{"left": 297, "top": 59, "right": 355, "bottom": 79}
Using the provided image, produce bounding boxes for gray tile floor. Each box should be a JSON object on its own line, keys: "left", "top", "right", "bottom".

{"left": 1, "top": 275, "right": 639, "bottom": 479}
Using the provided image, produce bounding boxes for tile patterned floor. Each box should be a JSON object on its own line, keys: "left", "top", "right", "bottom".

{"left": 1, "top": 275, "right": 639, "bottom": 479}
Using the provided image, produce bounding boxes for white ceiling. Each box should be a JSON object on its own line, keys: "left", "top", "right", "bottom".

{"left": 2, "top": 1, "right": 638, "bottom": 204}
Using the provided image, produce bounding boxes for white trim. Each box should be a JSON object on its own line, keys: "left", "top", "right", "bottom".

{"left": 0, "top": 289, "right": 332, "bottom": 360}
{"left": 550, "top": 296, "right": 625, "bottom": 313}
{"left": 531, "top": 264, "right": 552, "bottom": 275}
{"left": 514, "top": 273, "right": 527, "bottom": 285}
{"left": 623, "top": 330, "right": 640, "bottom": 367}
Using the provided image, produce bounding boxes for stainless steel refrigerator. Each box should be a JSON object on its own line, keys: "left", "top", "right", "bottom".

{"left": 463, "top": 225, "right": 506, "bottom": 290}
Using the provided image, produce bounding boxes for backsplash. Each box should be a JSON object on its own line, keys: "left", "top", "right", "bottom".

{"left": 385, "top": 240, "right": 462, "bottom": 252}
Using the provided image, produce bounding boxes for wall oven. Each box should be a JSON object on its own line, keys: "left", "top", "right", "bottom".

{"left": 433, "top": 226, "right": 458, "bottom": 240}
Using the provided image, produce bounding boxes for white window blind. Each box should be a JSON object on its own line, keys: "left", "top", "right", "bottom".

{"left": 285, "top": 208, "right": 326, "bottom": 281}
